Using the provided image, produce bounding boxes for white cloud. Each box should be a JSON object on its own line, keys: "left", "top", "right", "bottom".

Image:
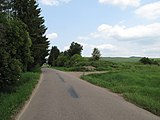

{"left": 75, "top": 22, "right": 160, "bottom": 57}
{"left": 142, "top": 43, "right": 160, "bottom": 58}
{"left": 99, "top": 0, "right": 140, "bottom": 7}
{"left": 88, "top": 44, "right": 117, "bottom": 51}
{"left": 83, "top": 43, "right": 130, "bottom": 57}
{"left": 72, "top": 41, "right": 117, "bottom": 51}
{"left": 40, "top": 0, "right": 71, "bottom": 6}
{"left": 135, "top": 1, "right": 160, "bottom": 20}
{"left": 77, "top": 36, "right": 90, "bottom": 41}
{"left": 47, "top": 32, "right": 58, "bottom": 40}
{"left": 90, "top": 23, "right": 160, "bottom": 40}
{"left": 63, "top": 45, "right": 69, "bottom": 51}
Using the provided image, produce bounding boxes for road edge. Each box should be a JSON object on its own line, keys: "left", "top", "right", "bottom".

{"left": 15, "top": 71, "right": 44, "bottom": 120}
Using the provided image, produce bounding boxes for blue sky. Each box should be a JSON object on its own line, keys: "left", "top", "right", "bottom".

{"left": 38, "top": 0, "right": 160, "bottom": 57}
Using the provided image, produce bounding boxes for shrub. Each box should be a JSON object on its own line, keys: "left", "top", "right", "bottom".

{"left": 140, "top": 57, "right": 158, "bottom": 65}
{"left": 55, "top": 54, "right": 69, "bottom": 67}
{"left": 70, "top": 54, "right": 83, "bottom": 66}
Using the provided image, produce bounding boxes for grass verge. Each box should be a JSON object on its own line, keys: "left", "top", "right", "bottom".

{"left": 0, "top": 71, "right": 40, "bottom": 120}
{"left": 81, "top": 65, "right": 160, "bottom": 116}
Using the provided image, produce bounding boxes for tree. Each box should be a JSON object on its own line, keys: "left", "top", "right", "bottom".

{"left": 0, "top": 0, "right": 11, "bottom": 14}
{"left": 48, "top": 46, "right": 60, "bottom": 66}
{"left": 68, "top": 42, "right": 83, "bottom": 57}
{"left": 55, "top": 53, "right": 69, "bottom": 67}
{"left": 0, "top": 13, "right": 31, "bottom": 88}
{"left": 70, "top": 54, "right": 83, "bottom": 66}
{"left": 12, "top": 0, "right": 49, "bottom": 70}
{"left": 7, "top": 17, "right": 33, "bottom": 71}
{"left": 91, "top": 48, "right": 101, "bottom": 61}
{"left": 0, "top": 0, "right": 7, "bottom": 12}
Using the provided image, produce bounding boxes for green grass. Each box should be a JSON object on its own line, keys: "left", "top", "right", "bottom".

{"left": 81, "top": 65, "right": 160, "bottom": 116}
{"left": 0, "top": 71, "right": 40, "bottom": 120}
{"left": 101, "top": 57, "right": 160, "bottom": 63}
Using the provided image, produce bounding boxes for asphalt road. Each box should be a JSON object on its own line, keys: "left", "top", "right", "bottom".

{"left": 17, "top": 68, "right": 160, "bottom": 120}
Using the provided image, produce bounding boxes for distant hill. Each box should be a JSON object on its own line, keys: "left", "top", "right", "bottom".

{"left": 101, "top": 57, "right": 141, "bottom": 63}
{"left": 129, "top": 56, "right": 142, "bottom": 58}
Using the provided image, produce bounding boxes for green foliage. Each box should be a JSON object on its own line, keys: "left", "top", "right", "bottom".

{"left": 91, "top": 48, "right": 101, "bottom": 61}
{"left": 0, "top": 0, "right": 12, "bottom": 14}
{"left": 0, "top": 55, "right": 22, "bottom": 88}
{"left": 6, "top": 18, "right": 33, "bottom": 71}
{"left": 68, "top": 42, "right": 83, "bottom": 57}
{"left": 48, "top": 46, "right": 60, "bottom": 66}
{"left": 55, "top": 53, "right": 69, "bottom": 67}
{"left": 140, "top": 57, "right": 158, "bottom": 65}
{"left": 13, "top": 0, "right": 49, "bottom": 70}
{"left": 81, "top": 65, "right": 160, "bottom": 116}
{"left": 70, "top": 54, "right": 83, "bottom": 66}
{"left": 0, "top": 71, "right": 40, "bottom": 120}
{"left": 0, "top": 13, "right": 32, "bottom": 87}
{"left": 54, "top": 42, "right": 84, "bottom": 67}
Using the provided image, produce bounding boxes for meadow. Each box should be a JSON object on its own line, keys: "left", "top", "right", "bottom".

{"left": 101, "top": 57, "right": 141, "bottom": 62}
{"left": 81, "top": 64, "right": 160, "bottom": 116}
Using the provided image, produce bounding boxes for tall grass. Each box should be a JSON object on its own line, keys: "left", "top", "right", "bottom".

{"left": 81, "top": 65, "right": 160, "bottom": 116}
{"left": 0, "top": 72, "right": 40, "bottom": 120}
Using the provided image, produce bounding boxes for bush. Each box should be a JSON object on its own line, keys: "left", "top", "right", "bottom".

{"left": 70, "top": 54, "right": 84, "bottom": 66}
{"left": 0, "top": 56, "right": 22, "bottom": 89}
{"left": 0, "top": 14, "right": 32, "bottom": 88}
{"left": 140, "top": 57, "right": 158, "bottom": 65}
{"left": 55, "top": 54, "right": 69, "bottom": 67}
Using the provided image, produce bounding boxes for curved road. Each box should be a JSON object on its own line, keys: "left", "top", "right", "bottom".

{"left": 17, "top": 68, "right": 160, "bottom": 120}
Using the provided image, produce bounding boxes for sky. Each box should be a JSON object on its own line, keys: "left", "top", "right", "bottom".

{"left": 38, "top": 0, "right": 160, "bottom": 57}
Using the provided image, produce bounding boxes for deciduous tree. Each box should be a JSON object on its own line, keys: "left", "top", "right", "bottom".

{"left": 68, "top": 42, "right": 83, "bottom": 57}
{"left": 91, "top": 48, "right": 101, "bottom": 61}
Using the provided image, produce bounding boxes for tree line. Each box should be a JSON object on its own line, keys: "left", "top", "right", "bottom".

{"left": 0, "top": 0, "right": 49, "bottom": 88}
{"left": 48, "top": 42, "right": 101, "bottom": 68}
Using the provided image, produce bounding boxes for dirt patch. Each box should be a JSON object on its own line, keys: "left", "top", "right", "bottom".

{"left": 65, "top": 71, "right": 107, "bottom": 78}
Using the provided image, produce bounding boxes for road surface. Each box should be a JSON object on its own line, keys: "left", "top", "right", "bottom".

{"left": 17, "top": 68, "right": 160, "bottom": 120}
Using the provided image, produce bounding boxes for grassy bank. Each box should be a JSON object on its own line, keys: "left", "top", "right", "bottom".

{"left": 0, "top": 71, "right": 41, "bottom": 120}
{"left": 81, "top": 65, "right": 160, "bottom": 116}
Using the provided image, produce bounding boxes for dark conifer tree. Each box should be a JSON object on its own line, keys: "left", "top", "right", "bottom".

{"left": 12, "top": 0, "right": 49, "bottom": 70}
{"left": 48, "top": 46, "right": 60, "bottom": 66}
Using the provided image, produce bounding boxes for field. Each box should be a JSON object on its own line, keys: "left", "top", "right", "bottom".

{"left": 101, "top": 57, "right": 160, "bottom": 63}
{"left": 0, "top": 71, "right": 40, "bottom": 120}
{"left": 101, "top": 57, "right": 141, "bottom": 62}
{"left": 81, "top": 64, "right": 160, "bottom": 116}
